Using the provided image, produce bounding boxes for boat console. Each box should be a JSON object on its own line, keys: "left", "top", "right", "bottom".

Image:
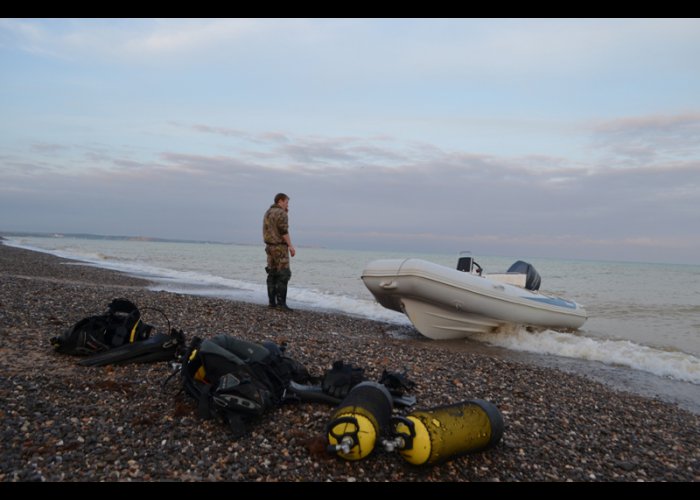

{"left": 457, "top": 256, "right": 482, "bottom": 275}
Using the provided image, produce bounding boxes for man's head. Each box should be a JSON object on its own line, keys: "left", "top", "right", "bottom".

{"left": 274, "top": 193, "right": 289, "bottom": 211}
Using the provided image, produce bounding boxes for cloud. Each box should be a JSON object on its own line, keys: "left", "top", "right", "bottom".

{"left": 121, "top": 19, "right": 258, "bottom": 55}
{"left": 0, "top": 19, "right": 330, "bottom": 69}
{"left": 181, "top": 123, "right": 425, "bottom": 169}
{"left": 5, "top": 19, "right": 699, "bottom": 79}
{"left": 590, "top": 112, "right": 700, "bottom": 164}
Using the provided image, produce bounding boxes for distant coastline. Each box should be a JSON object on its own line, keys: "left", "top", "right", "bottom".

{"left": 0, "top": 231, "right": 326, "bottom": 250}
{"left": 0, "top": 230, "right": 228, "bottom": 245}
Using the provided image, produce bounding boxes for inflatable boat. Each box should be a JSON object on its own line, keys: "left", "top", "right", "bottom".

{"left": 361, "top": 256, "right": 587, "bottom": 340}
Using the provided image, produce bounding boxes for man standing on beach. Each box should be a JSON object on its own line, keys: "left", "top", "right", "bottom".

{"left": 263, "top": 193, "right": 296, "bottom": 311}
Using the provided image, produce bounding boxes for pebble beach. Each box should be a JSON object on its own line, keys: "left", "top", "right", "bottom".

{"left": 1, "top": 242, "right": 698, "bottom": 482}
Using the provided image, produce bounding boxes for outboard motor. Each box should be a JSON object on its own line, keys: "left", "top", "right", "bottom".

{"left": 507, "top": 261, "right": 541, "bottom": 291}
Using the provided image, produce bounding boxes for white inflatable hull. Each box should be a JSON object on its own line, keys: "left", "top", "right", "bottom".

{"left": 361, "top": 258, "right": 587, "bottom": 340}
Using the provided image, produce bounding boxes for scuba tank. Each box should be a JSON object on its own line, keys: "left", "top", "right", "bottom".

{"left": 383, "top": 399, "right": 504, "bottom": 466}
{"left": 326, "top": 381, "right": 394, "bottom": 461}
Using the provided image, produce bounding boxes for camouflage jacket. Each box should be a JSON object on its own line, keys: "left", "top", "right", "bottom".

{"left": 263, "top": 204, "right": 289, "bottom": 245}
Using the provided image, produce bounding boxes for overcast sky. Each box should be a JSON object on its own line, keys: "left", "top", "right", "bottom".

{"left": 1, "top": 19, "right": 699, "bottom": 264}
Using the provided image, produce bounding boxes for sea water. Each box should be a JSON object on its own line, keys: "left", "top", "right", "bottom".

{"left": 4, "top": 235, "right": 699, "bottom": 413}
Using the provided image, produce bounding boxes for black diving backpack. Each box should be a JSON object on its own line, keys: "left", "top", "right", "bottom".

{"left": 51, "top": 298, "right": 154, "bottom": 356}
{"left": 181, "top": 334, "right": 311, "bottom": 437}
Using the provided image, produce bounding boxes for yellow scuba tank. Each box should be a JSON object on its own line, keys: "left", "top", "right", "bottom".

{"left": 386, "top": 399, "right": 504, "bottom": 466}
{"left": 326, "top": 381, "right": 394, "bottom": 461}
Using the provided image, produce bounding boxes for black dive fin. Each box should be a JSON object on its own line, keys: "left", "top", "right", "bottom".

{"left": 78, "top": 332, "right": 178, "bottom": 367}
{"left": 283, "top": 380, "right": 416, "bottom": 407}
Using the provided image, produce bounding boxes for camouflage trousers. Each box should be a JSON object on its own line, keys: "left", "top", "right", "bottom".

{"left": 265, "top": 244, "right": 290, "bottom": 272}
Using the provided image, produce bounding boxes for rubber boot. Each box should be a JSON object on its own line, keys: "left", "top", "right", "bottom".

{"left": 276, "top": 268, "right": 293, "bottom": 311}
{"left": 265, "top": 268, "right": 277, "bottom": 308}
